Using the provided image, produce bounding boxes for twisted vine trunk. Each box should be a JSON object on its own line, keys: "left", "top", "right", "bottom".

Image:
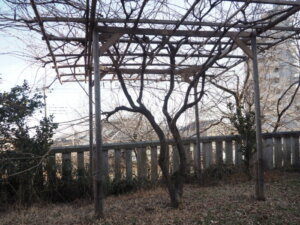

{"left": 169, "top": 123, "right": 187, "bottom": 201}
{"left": 157, "top": 139, "right": 180, "bottom": 208}
{"left": 140, "top": 109, "right": 181, "bottom": 207}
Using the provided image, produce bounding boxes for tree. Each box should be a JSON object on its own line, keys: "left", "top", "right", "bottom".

{"left": 102, "top": 1, "right": 250, "bottom": 207}
{"left": 0, "top": 81, "right": 57, "bottom": 204}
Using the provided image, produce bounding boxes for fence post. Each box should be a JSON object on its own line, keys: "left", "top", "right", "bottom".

{"left": 203, "top": 141, "right": 212, "bottom": 168}
{"left": 77, "top": 151, "right": 85, "bottom": 177}
{"left": 184, "top": 143, "right": 192, "bottom": 174}
{"left": 283, "top": 137, "right": 291, "bottom": 167}
{"left": 114, "top": 149, "right": 121, "bottom": 181}
{"left": 193, "top": 142, "right": 200, "bottom": 173}
{"left": 274, "top": 137, "right": 283, "bottom": 168}
{"left": 225, "top": 140, "right": 233, "bottom": 164}
{"left": 216, "top": 141, "right": 223, "bottom": 165}
{"left": 62, "top": 152, "right": 72, "bottom": 181}
{"left": 263, "top": 138, "right": 273, "bottom": 169}
{"left": 150, "top": 146, "right": 158, "bottom": 182}
{"left": 291, "top": 136, "right": 300, "bottom": 167}
{"left": 47, "top": 153, "right": 57, "bottom": 183}
{"left": 125, "top": 149, "right": 132, "bottom": 180}
{"left": 137, "top": 147, "right": 147, "bottom": 179}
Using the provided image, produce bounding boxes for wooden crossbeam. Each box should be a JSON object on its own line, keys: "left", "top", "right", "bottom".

{"left": 55, "top": 64, "right": 221, "bottom": 69}
{"left": 46, "top": 35, "right": 274, "bottom": 47}
{"left": 96, "top": 26, "right": 251, "bottom": 38}
{"left": 61, "top": 78, "right": 174, "bottom": 83}
{"left": 60, "top": 67, "right": 207, "bottom": 75}
{"left": 53, "top": 53, "right": 245, "bottom": 59}
{"left": 36, "top": 16, "right": 300, "bottom": 35}
{"left": 94, "top": 19, "right": 300, "bottom": 32}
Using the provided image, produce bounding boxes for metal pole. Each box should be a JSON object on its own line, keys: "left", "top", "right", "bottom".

{"left": 194, "top": 84, "right": 202, "bottom": 175}
{"left": 93, "top": 30, "right": 104, "bottom": 217}
{"left": 251, "top": 34, "right": 265, "bottom": 201}
{"left": 88, "top": 69, "right": 94, "bottom": 182}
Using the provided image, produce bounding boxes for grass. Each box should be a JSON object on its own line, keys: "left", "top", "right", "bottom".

{"left": 1, "top": 171, "right": 300, "bottom": 225}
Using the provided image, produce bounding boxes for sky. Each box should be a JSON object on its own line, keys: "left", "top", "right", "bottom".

{"left": 0, "top": 26, "right": 92, "bottom": 139}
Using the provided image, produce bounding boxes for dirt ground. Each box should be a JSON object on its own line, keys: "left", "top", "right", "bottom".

{"left": 1, "top": 172, "right": 300, "bottom": 225}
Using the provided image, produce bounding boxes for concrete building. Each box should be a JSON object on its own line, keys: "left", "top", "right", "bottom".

{"left": 256, "top": 7, "right": 300, "bottom": 132}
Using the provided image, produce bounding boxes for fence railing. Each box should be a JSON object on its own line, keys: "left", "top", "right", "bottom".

{"left": 51, "top": 131, "right": 300, "bottom": 181}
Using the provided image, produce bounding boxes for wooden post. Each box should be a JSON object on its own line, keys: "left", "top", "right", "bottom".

{"left": 283, "top": 137, "right": 291, "bottom": 167}
{"left": 203, "top": 142, "right": 212, "bottom": 168}
{"left": 216, "top": 141, "right": 223, "bottom": 165}
{"left": 114, "top": 149, "right": 121, "bottom": 181}
{"left": 225, "top": 140, "right": 233, "bottom": 164}
{"left": 251, "top": 35, "right": 265, "bottom": 201}
{"left": 207, "top": 142, "right": 213, "bottom": 167}
{"left": 291, "top": 136, "right": 300, "bottom": 167}
{"left": 274, "top": 137, "right": 283, "bottom": 168}
{"left": 151, "top": 146, "right": 158, "bottom": 182}
{"left": 193, "top": 142, "right": 200, "bottom": 173}
{"left": 77, "top": 151, "right": 85, "bottom": 176}
{"left": 47, "top": 154, "right": 56, "bottom": 183}
{"left": 62, "top": 152, "right": 72, "bottom": 181}
{"left": 137, "top": 147, "right": 147, "bottom": 179}
{"left": 93, "top": 30, "right": 104, "bottom": 217}
{"left": 125, "top": 150, "right": 132, "bottom": 180}
{"left": 263, "top": 138, "right": 274, "bottom": 170}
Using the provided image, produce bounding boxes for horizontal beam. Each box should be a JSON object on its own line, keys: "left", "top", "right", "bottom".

{"left": 38, "top": 8, "right": 300, "bottom": 28}
{"left": 53, "top": 53, "right": 245, "bottom": 59}
{"left": 55, "top": 63, "right": 221, "bottom": 69}
{"left": 96, "top": 26, "right": 252, "bottom": 38}
{"left": 60, "top": 67, "right": 217, "bottom": 76}
{"left": 61, "top": 78, "right": 175, "bottom": 83}
{"left": 94, "top": 19, "right": 300, "bottom": 32}
{"left": 46, "top": 35, "right": 273, "bottom": 47}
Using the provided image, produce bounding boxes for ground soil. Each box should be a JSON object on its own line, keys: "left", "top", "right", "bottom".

{"left": 1, "top": 171, "right": 300, "bottom": 225}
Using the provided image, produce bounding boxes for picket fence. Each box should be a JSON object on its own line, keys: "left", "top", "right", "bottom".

{"left": 50, "top": 131, "right": 300, "bottom": 181}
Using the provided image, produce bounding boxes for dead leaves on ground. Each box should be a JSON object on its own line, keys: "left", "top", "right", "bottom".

{"left": 1, "top": 172, "right": 300, "bottom": 225}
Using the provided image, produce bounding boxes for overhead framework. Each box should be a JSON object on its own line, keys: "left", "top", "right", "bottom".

{"left": 27, "top": 0, "right": 300, "bottom": 84}
{"left": 22, "top": 0, "right": 300, "bottom": 217}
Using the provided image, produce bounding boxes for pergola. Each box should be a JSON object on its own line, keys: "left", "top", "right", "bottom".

{"left": 22, "top": 0, "right": 300, "bottom": 217}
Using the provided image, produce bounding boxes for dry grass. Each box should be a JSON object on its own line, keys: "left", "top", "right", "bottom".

{"left": 1, "top": 172, "right": 300, "bottom": 225}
